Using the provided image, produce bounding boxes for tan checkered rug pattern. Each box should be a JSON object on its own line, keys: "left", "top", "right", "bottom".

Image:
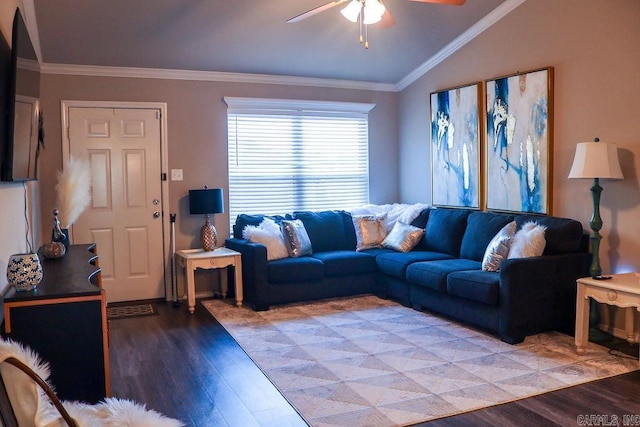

{"left": 203, "top": 296, "right": 638, "bottom": 427}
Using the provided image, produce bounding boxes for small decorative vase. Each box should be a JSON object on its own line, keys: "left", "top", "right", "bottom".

{"left": 38, "top": 242, "right": 67, "bottom": 259}
{"left": 7, "top": 253, "right": 43, "bottom": 291}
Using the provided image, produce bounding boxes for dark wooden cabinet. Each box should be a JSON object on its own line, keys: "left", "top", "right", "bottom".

{"left": 1, "top": 244, "right": 110, "bottom": 403}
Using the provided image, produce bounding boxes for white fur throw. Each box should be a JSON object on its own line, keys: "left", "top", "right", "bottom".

{"left": 508, "top": 221, "right": 547, "bottom": 259}
{"left": 0, "top": 338, "right": 184, "bottom": 427}
{"left": 242, "top": 218, "right": 289, "bottom": 260}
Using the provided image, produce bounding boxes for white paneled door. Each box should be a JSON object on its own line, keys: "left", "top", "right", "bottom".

{"left": 68, "top": 107, "right": 165, "bottom": 302}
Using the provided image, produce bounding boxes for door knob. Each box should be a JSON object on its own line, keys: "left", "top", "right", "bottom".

{"left": 153, "top": 211, "right": 160, "bottom": 218}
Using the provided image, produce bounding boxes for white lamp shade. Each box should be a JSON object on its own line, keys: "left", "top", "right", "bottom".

{"left": 568, "top": 142, "right": 623, "bottom": 179}
{"left": 341, "top": 0, "right": 385, "bottom": 24}
{"left": 363, "top": 0, "right": 385, "bottom": 24}
{"left": 341, "top": 0, "right": 361, "bottom": 22}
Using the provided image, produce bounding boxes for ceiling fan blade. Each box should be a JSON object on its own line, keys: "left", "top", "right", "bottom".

{"left": 287, "top": 0, "right": 349, "bottom": 23}
{"left": 408, "top": 0, "right": 466, "bottom": 5}
{"left": 379, "top": 9, "right": 396, "bottom": 27}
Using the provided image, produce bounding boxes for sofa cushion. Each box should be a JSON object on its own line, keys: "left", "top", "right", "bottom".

{"left": 508, "top": 221, "right": 547, "bottom": 259}
{"left": 293, "top": 210, "right": 349, "bottom": 252}
{"left": 233, "top": 214, "right": 287, "bottom": 239}
{"left": 268, "top": 256, "right": 324, "bottom": 283}
{"left": 482, "top": 221, "right": 517, "bottom": 271}
{"left": 460, "top": 212, "right": 515, "bottom": 261}
{"left": 515, "top": 215, "right": 583, "bottom": 254}
{"left": 242, "top": 218, "right": 289, "bottom": 261}
{"left": 282, "top": 219, "right": 313, "bottom": 257}
{"left": 424, "top": 209, "right": 471, "bottom": 256}
{"left": 382, "top": 222, "right": 425, "bottom": 252}
{"left": 376, "top": 251, "right": 454, "bottom": 279}
{"left": 406, "top": 258, "right": 481, "bottom": 293}
{"left": 447, "top": 270, "right": 501, "bottom": 306}
{"left": 312, "top": 251, "right": 376, "bottom": 277}
{"left": 352, "top": 214, "right": 388, "bottom": 251}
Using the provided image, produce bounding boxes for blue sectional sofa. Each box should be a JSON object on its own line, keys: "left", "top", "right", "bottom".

{"left": 225, "top": 208, "right": 590, "bottom": 344}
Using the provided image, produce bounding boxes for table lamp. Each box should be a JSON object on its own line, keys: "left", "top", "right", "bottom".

{"left": 189, "top": 187, "right": 224, "bottom": 251}
{"left": 568, "top": 138, "right": 623, "bottom": 278}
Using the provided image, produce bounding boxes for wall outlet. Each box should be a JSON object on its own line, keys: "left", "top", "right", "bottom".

{"left": 171, "top": 169, "right": 183, "bottom": 181}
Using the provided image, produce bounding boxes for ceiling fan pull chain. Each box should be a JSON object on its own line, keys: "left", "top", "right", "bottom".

{"left": 359, "top": 3, "right": 364, "bottom": 45}
{"left": 365, "top": 24, "right": 369, "bottom": 49}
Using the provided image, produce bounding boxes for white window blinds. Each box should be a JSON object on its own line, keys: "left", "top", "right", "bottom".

{"left": 225, "top": 97, "right": 373, "bottom": 229}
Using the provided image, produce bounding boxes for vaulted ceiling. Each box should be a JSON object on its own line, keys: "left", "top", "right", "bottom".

{"left": 30, "top": 0, "right": 511, "bottom": 87}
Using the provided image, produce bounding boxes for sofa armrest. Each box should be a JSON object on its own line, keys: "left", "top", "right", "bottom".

{"left": 225, "top": 238, "right": 270, "bottom": 310}
{"left": 497, "top": 252, "right": 590, "bottom": 343}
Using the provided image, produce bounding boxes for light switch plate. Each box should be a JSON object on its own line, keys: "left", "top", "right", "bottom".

{"left": 171, "top": 169, "right": 183, "bottom": 181}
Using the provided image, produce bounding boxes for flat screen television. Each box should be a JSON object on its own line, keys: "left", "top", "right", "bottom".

{"left": 1, "top": 7, "right": 41, "bottom": 182}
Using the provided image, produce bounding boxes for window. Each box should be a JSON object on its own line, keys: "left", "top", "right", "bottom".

{"left": 225, "top": 97, "right": 373, "bottom": 228}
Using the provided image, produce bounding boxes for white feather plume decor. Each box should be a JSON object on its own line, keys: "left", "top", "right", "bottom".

{"left": 55, "top": 155, "right": 92, "bottom": 228}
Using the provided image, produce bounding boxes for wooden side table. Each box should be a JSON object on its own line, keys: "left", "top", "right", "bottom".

{"left": 175, "top": 247, "right": 243, "bottom": 313}
{"left": 575, "top": 273, "right": 640, "bottom": 362}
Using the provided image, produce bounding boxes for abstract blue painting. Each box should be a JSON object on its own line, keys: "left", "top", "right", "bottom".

{"left": 430, "top": 83, "right": 481, "bottom": 209}
{"left": 486, "top": 68, "right": 553, "bottom": 214}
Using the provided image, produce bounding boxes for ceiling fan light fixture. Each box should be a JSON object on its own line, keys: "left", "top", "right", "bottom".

{"left": 341, "top": 0, "right": 362, "bottom": 23}
{"left": 363, "top": 0, "right": 385, "bottom": 25}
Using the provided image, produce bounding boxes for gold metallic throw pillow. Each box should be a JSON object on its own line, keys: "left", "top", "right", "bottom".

{"left": 481, "top": 221, "right": 517, "bottom": 271}
{"left": 382, "top": 222, "right": 425, "bottom": 252}
{"left": 281, "top": 219, "right": 313, "bottom": 257}
{"left": 352, "top": 214, "right": 387, "bottom": 251}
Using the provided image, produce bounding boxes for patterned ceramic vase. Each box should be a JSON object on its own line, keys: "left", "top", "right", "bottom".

{"left": 7, "top": 253, "right": 43, "bottom": 291}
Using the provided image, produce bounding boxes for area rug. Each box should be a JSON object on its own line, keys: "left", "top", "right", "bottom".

{"left": 203, "top": 296, "right": 638, "bottom": 427}
{"left": 107, "top": 303, "right": 156, "bottom": 320}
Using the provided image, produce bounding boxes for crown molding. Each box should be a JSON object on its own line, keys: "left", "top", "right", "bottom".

{"left": 40, "top": 63, "right": 398, "bottom": 93}
{"left": 397, "top": 0, "right": 527, "bottom": 91}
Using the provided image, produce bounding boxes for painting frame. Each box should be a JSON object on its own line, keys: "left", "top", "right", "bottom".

{"left": 485, "top": 67, "right": 554, "bottom": 214}
{"left": 430, "top": 82, "right": 482, "bottom": 210}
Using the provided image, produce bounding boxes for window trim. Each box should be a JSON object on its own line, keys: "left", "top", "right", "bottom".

{"left": 223, "top": 97, "right": 376, "bottom": 116}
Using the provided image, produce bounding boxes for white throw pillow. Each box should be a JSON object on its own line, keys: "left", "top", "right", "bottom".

{"left": 352, "top": 214, "right": 387, "bottom": 251}
{"left": 482, "top": 221, "right": 517, "bottom": 271}
{"left": 242, "top": 218, "right": 289, "bottom": 261}
{"left": 382, "top": 221, "right": 424, "bottom": 253}
{"left": 508, "top": 221, "right": 547, "bottom": 259}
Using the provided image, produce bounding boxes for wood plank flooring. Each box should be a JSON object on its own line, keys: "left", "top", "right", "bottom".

{"left": 109, "top": 300, "right": 640, "bottom": 427}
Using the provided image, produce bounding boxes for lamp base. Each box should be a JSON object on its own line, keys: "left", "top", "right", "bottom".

{"left": 200, "top": 221, "right": 217, "bottom": 252}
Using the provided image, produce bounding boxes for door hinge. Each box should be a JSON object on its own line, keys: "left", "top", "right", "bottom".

{"left": 161, "top": 173, "right": 167, "bottom": 181}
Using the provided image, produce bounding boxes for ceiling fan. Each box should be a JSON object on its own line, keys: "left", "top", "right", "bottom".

{"left": 287, "top": 0, "right": 466, "bottom": 48}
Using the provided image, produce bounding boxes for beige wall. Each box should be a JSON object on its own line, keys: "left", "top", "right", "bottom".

{"left": 39, "top": 75, "right": 399, "bottom": 253}
{"left": 398, "top": 0, "right": 640, "bottom": 336}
